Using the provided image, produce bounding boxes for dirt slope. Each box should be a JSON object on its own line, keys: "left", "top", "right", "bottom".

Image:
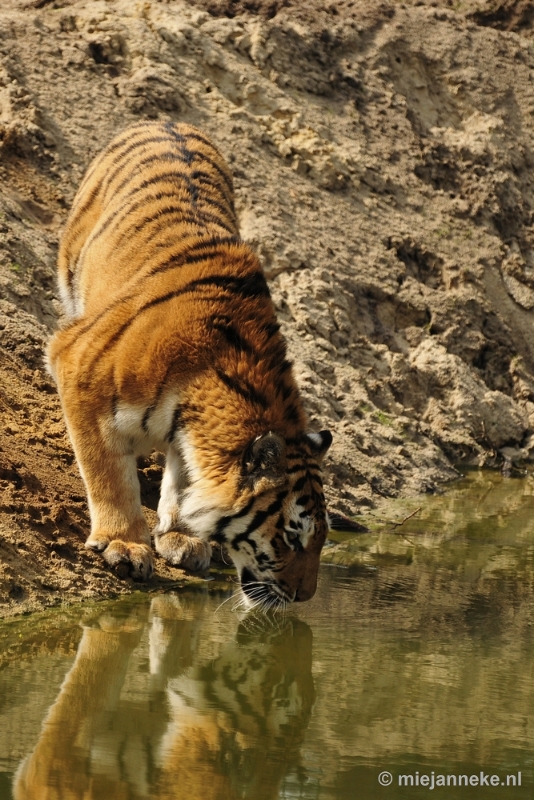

{"left": 1, "top": 0, "right": 534, "bottom": 615}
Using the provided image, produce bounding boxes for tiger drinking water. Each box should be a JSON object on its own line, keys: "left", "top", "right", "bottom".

{"left": 47, "top": 120, "right": 332, "bottom": 608}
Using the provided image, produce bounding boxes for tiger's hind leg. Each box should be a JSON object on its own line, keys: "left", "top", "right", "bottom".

{"left": 153, "top": 447, "right": 212, "bottom": 573}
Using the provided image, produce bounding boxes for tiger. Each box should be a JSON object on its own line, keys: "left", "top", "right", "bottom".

{"left": 46, "top": 120, "right": 332, "bottom": 606}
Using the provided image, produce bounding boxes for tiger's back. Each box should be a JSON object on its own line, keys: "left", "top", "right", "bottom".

{"left": 58, "top": 120, "right": 239, "bottom": 319}
{"left": 48, "top": 121, "right": 332, "bottom": 603}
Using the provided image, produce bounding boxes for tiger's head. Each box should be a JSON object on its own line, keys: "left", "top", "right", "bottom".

{"left": 211, "top": 430, "right": 332, "bottom": 609}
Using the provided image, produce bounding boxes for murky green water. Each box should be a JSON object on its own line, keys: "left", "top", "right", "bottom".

{"left": 2, "top": 471, "right": 534, "bottom": 799}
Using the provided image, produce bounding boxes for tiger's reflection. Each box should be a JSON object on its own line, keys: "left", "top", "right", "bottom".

{"left": 14, "top": 595, "right": 315, "bottom": 800}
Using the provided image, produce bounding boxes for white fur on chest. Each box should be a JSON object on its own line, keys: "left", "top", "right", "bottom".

{"left": 113, "top": 394, "right": 180, "bottom": 452}
{"left": 110, "top": 402, "right": 249, "bottom": 542}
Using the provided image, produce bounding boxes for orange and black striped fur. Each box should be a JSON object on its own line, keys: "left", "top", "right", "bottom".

{"left": 47, "top": 120, "right": 332, "bottom": 606}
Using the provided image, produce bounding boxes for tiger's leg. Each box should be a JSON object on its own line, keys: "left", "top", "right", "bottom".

{"left": 83, "top": 447, "right": 153, "bottom": 580}
{"left": 153, "top": 447, "right": 211, "bottom": 572}
{"left": 58, "top": 394, "right": 153, "bottom": 580}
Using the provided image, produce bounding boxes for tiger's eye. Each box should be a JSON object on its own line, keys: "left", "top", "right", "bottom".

{"left": 286, "top": 529, "right": 299, "bottom": 542}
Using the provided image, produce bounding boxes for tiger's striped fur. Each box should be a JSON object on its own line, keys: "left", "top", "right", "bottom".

{"left": 47, "top": 120, "right": 332, "bottom": 605}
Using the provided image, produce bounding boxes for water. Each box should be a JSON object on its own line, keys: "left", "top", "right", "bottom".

{"left": 2, "top": 470, "right": 534, "bottom": 799}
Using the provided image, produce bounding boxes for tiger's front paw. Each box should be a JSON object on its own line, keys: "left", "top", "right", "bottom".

{"left": 85, "top": 529, "right": 114, "bottom": 552}
{"left": 99, "top": 540, "right": 154, "bottom": 581}
{"left": 154, "top": 531, "right": 211, "bottom": 572}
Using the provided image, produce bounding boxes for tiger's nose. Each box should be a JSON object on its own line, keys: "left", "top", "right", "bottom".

{"left": 294, "top": 585, "right": 315, "bottom": 602}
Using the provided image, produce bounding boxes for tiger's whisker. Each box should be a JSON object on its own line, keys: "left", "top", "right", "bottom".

{"left": 214, "top": 591, "right": 238, "bottom": 614}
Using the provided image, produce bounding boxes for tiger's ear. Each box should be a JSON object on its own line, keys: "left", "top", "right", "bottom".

{"left": 306, "top": 430, "right": 332, "bottom": 460}
{"left": 242, "top": 432, "right": 287, "bottom": 490}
